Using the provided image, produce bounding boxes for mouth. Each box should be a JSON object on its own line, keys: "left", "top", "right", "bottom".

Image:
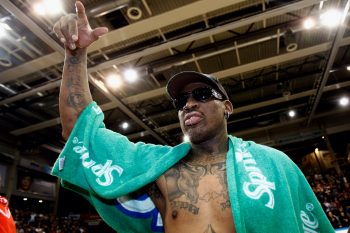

{"left": 184, "top": 112, "right": 203, "bottom": 126}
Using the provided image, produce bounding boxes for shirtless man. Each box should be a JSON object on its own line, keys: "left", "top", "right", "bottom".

{"left": 53, "top": 2, "right": 333, "bottom": 232}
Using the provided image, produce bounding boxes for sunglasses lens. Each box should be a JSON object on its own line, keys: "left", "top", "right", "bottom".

{"left": 175, "top": 94, "right": 189, "bottom": 110}
{"left": 193, "top": 87, "right": 213, "bottom": 101}
{"left": 174, "top": 87, "right": 217, "bottom": 110}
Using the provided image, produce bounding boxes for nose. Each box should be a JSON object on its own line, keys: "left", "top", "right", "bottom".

{"left": 183, "top": 95, "right": 198, "bottom": 111}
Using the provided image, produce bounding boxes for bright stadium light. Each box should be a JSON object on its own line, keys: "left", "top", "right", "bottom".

{"left": 124, "top": 69, "right": 138, "bottom": 83}
{"left": 339, "top": 96, "right": 349, "bottom": 107}
{"left": 106, "top": 74, "right": 122, "bottom": 89}
{"left": 320, "top": 9, "right": 342, "bottom": 28}
{"left": 303, "top": 17, "right": 316, "bottom": 30}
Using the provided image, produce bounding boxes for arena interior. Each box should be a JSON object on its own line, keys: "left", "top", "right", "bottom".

{"left": 0, "top": 0, "right": 350, "bottom": 232}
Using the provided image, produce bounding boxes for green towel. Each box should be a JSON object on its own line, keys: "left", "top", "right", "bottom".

{"left": 52, "top": 102, "right": 334, "bottom": 233}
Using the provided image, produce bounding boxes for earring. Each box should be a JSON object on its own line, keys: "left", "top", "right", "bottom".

{"left": 224, "top": 112, "right": 230, "bottom": 120}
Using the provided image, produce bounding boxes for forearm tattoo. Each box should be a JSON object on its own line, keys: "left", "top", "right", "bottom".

{"left": 65, "top": 52, "right": 87, "bottom": 112}
{"left": 165, "top": 160, "right": 231, "bottom": 215}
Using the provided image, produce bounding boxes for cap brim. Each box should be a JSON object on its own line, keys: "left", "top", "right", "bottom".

{"left": 166, "top": 71, "right": 220, "bottom": 99}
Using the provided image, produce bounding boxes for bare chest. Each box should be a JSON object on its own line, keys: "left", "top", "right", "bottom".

{"left": 155, "top": 160, "right": 235, "bottom": 232}
{"left": 164, "top": 161, "right": 229, "bottom": 207}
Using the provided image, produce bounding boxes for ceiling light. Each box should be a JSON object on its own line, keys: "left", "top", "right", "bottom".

{"left": 320, "top": 9, "right": 342, "bottom": 28}
{"left": 38, "top": 200, "right": 43, "bottom": 203}
{"left": 23, "top": 198, "right": 27, "bottom": 201}
{"left": 33, "top": 3, "right": 46, "bottom": 16}
{"left": 45, "top": 0, "right": 63, "bottom": 15}
{"left": 0, "top": 22, "right": 11, "bottom": 38}
{"left": 124, "top": 69, "right": 138, "bottom": 83}
{"left": 34, "top": 0, "right": 63, "bottom": 16}
{"left": 303, "top": 18, "right": 316, "bottom": 30}
{"left": 106, "top": 74, "right": 122, "bottom": 89}
{"left": 339, "top": 96, "right": 349, "bottom": 106}
{"left": 347, "top": 66, "right": 350, "bottom": 71}
{"left": 183, "top": 135, "right": 190, "bottom": 142}
{"left": 288, "top": 110, "right": 296, "bottom": 118}
{"left": 0, "top": 22, "right": 11, "bottom": 31}
{"left": 121, "top": 122, "right": 129, "bottom": 129}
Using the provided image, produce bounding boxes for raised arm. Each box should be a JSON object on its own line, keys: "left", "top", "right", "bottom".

{"left": 53, "top": 1, "right": 108, "bottom": 140}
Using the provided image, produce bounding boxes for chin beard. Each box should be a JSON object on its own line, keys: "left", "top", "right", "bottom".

{"left": 186, "top": 129, "right": 208, "bottom": 144}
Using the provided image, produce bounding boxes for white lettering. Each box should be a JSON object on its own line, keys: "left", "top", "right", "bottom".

{"left": 237, "top": 145, "right": 275, "bottom": 209}
{"left": 92, "top": 160, "right": 123, "bottom": 186}
{"left": 300, "top": 204, "right": 319, "bottom": 233}
{"left": 71, "top": 137, "right": 124, "bottom": 186}
{"left": 243, "top": 172, "right": 276, "bottom": 209}
{"left": 80, "top": 152, "right": 96, "bottom": 168}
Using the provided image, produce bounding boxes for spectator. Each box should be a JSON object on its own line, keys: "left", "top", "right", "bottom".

{"left": 0, "top": 195, "right": 16, "bottom": 233}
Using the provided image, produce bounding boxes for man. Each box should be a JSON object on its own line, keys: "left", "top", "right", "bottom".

{"left": 0, "top": 195, "right": 16, "bottom": 233}
{"left": 18, "top": 174, "right": 33, "bottom": 192}
{"left": 52, "top": 2, "right": 334, "bottom": 232}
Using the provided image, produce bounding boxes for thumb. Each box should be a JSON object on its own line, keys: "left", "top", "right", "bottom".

{"left": 92, "top": 27, "right": 109, "bottom": 39}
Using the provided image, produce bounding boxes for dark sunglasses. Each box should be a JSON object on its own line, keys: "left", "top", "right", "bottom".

{"left": 173, "top": 87, "right": 224, "bottom": 110}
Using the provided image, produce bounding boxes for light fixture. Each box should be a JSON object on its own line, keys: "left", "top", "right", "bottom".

{"left": 106, "top": 74, "right": 122, "bottom": 89}
{"left": 339, "top": 96, "right": 349, "bottom": 106}
{"left": 303, "top": 18, "right": 316, "bottom": 30}
{"left": 320, "top": 9, "right": 342, "bottom": 28}
{"left": 38, "top": 200, "right": 43, "bottom": 203}
{"left": 33, "top": 0, "right": 63, "bottom": 16}
{"left": 283, "top": 29, "right": 298, "bottom": 52}
{"left": 121, "top": 122, "right": 129, "bottom": 129}
{"left": 0, "top": 22, "right": 11, "bottom": 39}
{"left": 123, "top": 69, "right": 138, "bottom": 83}
{"left": 23, "top": 198, "right": 28, "bottom": 201}
{"left": 183, "top": 135, "right": 190, "bottom": 142}
{"left": 288, "top": 110, "right": 296, "bottom": 118}
{"left": 33, "top": 3, "right": 46, "bottom": 15}
{"left": 127, "top": 7, "right": 143, "bottom": 20}
{"left": 347, "top": 66, "right": 350, "bottom": 71}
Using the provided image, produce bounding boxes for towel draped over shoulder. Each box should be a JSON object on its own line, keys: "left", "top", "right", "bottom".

{"left": 52, "top": 102, "right": 334, "bottom": 233}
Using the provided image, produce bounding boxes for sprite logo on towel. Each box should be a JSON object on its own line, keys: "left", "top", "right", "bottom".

{"left": 300, "top": 203, "right": 320, "bottom": 233}
{"left": 236, "top": 142, "right": 276, "bottom": 209}
{"left": 72, "top": 137, "right": 124, "bottom": 186}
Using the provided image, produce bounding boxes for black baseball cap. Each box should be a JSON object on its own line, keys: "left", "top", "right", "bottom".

{"left": 166, "top": 71, "right": 229, "bottom": 100}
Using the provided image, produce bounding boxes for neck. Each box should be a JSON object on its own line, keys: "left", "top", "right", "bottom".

{"left": 188, "top": 133, "right": 229, "bottom": 162}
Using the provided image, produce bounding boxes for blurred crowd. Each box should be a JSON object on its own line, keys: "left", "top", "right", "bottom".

{"left": 307, "top": 169, "right": 350, "bottom": 229}
{"left": 12, "top": 209, "right": 89, "bottom": 233}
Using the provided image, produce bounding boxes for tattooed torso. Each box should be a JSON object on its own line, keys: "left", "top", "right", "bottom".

{"left": 147, "top": 153, "right": 236, "bottom": 233}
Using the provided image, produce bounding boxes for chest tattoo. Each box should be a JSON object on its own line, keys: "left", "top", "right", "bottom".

{"left": 164, "top": 160, "right": 231, "bottom": 214}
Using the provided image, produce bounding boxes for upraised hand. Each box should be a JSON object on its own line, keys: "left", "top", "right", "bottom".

{"left": 53, "top": 1, "right": 108, "bottom": 50}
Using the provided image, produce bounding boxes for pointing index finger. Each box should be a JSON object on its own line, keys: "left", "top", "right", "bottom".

{"left": 75, "top": 1, "right": 88, "bottom": 22}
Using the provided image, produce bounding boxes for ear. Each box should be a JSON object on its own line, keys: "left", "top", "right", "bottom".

{"left": 223, "top": 100, "right": 233, "bottom": 115}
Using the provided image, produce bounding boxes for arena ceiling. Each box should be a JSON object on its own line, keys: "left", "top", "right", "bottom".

{"left": 0, "top": 0, "right": 349, "bottom": 164}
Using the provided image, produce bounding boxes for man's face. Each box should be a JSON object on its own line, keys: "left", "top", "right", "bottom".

{"left": 177, "top": 82, "right": 231, "bottom": 144}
